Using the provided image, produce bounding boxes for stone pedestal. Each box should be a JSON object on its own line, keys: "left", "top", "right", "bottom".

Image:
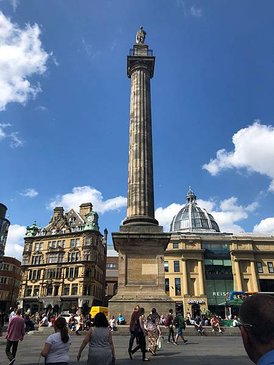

{"left": 109, "top": 225, "right": 174, "bottom": 320}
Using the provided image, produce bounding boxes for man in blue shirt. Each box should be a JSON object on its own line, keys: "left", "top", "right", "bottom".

{"left": 239, "top": 294, "right": 274, "bottom": 365}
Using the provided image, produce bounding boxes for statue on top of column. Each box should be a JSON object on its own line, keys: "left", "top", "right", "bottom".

{"left": 136, "top": 26, "right": 146, "bottom": 44}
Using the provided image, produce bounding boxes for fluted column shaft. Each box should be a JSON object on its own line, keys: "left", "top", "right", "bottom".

{"left": 127, "top": 67, "right": 154, "bottom": 218}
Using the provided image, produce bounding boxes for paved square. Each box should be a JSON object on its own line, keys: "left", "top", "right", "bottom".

{"left": 0, "top": 334, "right": 252, "bottom": 365}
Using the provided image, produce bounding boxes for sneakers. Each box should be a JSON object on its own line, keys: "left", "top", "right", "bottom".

{"left": 9, "top": 359, "right": 15, "bottom": 365}
{"left": 143, "top": 358, "right": 150, "bottom": 362}
{"left": 173, "top": 342, "right": 178, "bottom": 345}
{"left": 184, "top": 340, "right": 188, "bottom": 344}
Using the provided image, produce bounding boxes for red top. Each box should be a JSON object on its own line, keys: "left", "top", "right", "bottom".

{"left": 6, "top": 315, "right": 25, "bottom": 341}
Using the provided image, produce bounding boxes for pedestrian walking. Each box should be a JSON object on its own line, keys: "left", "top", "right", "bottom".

{"left": 146, "top": 308, "right": 161, "bottom": 356}
{"left": 5, "top": 308, "right": 25, "bottom": 365}
{"left": 165, "top": 308, "right": 175, "bottom": 343}
{"left": 128, "top": 305, "right": 140, "bottom": 359}
{"left": 130, "top": 307, "right": 150, "bottom": 361}
{"left": 174, "top": 310, "right": 188, "bottom": 345}
{"left": 77, "top": 312, "right": 115, "bottom": 365}
{"left": 40, "top": 316, "right": 71, "bottom": 365}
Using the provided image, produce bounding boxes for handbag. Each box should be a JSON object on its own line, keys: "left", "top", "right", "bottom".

{"left": 157, "top": 335, "right": 163, "bottom": 350}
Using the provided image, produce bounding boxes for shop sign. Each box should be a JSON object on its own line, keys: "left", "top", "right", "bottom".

{"left": 212, "top": 291, "right": 227, "bottom": 297}
{"left": 187, "top": 299, "right": 206, "bottom": 304}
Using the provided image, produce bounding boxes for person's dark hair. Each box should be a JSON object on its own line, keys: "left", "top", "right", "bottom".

{"left": 240, "top": 294, "right": 274, "bottom": 344}
{"left": 139, "top": 307, "right": 145, "bottom": 316}
{"left": 94, "top": 312, "right": 109, "bottom": 328}
{"left": 169, "top": 309, "right": 173, "bottom": 313}
{"left": 55, "top": 316, "right": 69, "bottom": 343}
{"left": 16, "top": 308, "right": 22, "bottom": 315}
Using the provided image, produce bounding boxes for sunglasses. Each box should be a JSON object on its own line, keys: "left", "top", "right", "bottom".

{"left": 237, "top": 322, "right": 253, "bottom": 328}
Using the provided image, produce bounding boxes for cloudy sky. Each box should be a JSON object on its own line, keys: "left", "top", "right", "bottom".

{"left": 2, "top": 0, "right": 274, "bottom": 260}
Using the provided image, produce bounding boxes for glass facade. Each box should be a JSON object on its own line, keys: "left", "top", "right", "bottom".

{"left": 203, "top": 242, "right": 233, "bottom": 305}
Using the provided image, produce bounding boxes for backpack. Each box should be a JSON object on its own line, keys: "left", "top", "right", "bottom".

{"left": 164, "top": 315, "right": 172, "bottom": 327}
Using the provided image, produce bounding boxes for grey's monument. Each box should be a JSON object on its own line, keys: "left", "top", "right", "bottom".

{"left": 109, "top": 28, "right": 174, "bottom": 318}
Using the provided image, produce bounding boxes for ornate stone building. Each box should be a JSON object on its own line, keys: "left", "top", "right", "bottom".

{"left": 0, "top": 256, "right": 21, "bottom": 312}
{"left": 18, "top": 203, "right": 107, "bottom": 314}
{"left": 165, "top": 188, "right": 274, "bottom": 317}
{"left": 0, "top": 203, "right": 10, "bottom": 263}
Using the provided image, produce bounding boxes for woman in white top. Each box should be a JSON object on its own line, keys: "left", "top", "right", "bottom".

{"left": 41, "top": 316, "right": 71, "bottom": 365}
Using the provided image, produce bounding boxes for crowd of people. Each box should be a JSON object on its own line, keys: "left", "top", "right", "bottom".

{"left": 3, "top": 294, "right": 274, "bottom": 365}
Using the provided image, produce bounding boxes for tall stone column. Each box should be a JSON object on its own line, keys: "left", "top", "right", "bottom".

{"left": 109, "top": 28, "right": 174, "bottom": 319}
{"left": 123, "top": 38, "right": 157, "bottom": 226}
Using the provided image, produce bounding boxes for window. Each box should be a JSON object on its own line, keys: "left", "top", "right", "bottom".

{"left": 0, "top": 263, "right": 9, "bottom": 270}
{"left": 0, "top": 277, "right": 7, "bottom": 284}
{"left": 26, "top": 286, "right": 32, "bottom": 296}
{"left": 173, "top": 243, "right": 179, "bottom": 249}
{"left": 33, "top": 286, "right": 40, "bottom": 296}
{"left": 48, "top": 253, "right": 64, "bottom": 263}
{"left": 164, "top": 261, "right": 169, "bottom": 272}
{"left": 34, "top": 242, "right": 43, "bottom": 251}
{"left": 65, "top": 267, "right": 79, "bottom": 279}
{"left": 165, "top": 278, "right": 170, "bottom": 293}
{"left": 32, "top": 255, "right": 42, "bottom": 265}
{"left": 63, "top": 285, "right": 70, "bottom": 295}
{"left": 106, "top": 263, "right": 117, "bottom": 269}
{"left": 175, "top": 278, "right": 181, "bottom": 296}
{"left": 68, "top": 252, "right": 79, "bottom": 262}
{"left": 83, "top": 285, "right": 91, "bottom": 295}
{"left": 174, "top": 261, "right": 180, "bottom": 272}
{"left": 256, "top": 262, "right": 263, "bottom": 273}
{"left": 47, "top": 285, "right": 53, "bottom": 296}
{"left": 71, "top": 284, "right": 78, "bottom": 295}
{"left": 70, "top": 238, "right": 80, "bottom": 248}
{"left": 267, "top": 262, "right": 274, "bottom": 273}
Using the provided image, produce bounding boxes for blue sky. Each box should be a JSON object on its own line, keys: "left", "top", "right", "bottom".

{"left": 2, "top": 0, "right": 274, "bottom": 260}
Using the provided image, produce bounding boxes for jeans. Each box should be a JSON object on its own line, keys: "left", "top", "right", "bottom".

{"left": 168, "top": 325, "right": 175, "bottom": 342}
{"left": 6, "top": 340, "right": 19, "bottom": 361}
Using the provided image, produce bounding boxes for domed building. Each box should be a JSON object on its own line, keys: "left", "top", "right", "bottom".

{"left": 164, "top": 188, "right": 274, "bottom": 318}
{"left": 170, "top": 188, "right": 220, "bottom": 233}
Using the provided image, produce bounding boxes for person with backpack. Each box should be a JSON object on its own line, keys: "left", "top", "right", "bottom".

{"left": 165, "top": 309, "right": 175, "bottom": 343}
{"left": 174, "top": 310, "right": 188, "bottom": 345}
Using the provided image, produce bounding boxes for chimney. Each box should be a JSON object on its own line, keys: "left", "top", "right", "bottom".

{"left": 53, "top": 207, "right": 64, "bottom": 219}
{"left": 79, "top": 203, "right": 93, "bottom": 218}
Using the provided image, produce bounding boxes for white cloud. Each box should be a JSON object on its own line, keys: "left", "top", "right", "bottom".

{"left": 20, "top": 188, "right": 38, "bottom": 198}
{"left": 190, "top": 6, "right": 203, "bottom": 17}
{"left": 156, "top": 196, "right": 258, "bottom": 233}
{"left": 49, "top": 186, "right": 127, "bottom": 214}
{"left": 10, "top": 0, "right": 20, "bottom": 11}
{"left": 176, "top": 1, "right": 202, "bottom": 17}
{"left": 253, "top": 218, "right": 274, "bottom": 234}
{"left": 155, "top": 203, "right": 183, "bottom": 231}
{"left": 203, "top": 122, "right": 274, "bottom": 191}
{"left": 5, "top": 224, "right": 26, "bottom": 261}
{"left": 35, "top": 105, "right": 47, "bottom": 112}
{"left": 0, "top": 123, "right": 23, "bottom": 147}
{"left": 0, "top": 11, "right": 49, "bottom": 110}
